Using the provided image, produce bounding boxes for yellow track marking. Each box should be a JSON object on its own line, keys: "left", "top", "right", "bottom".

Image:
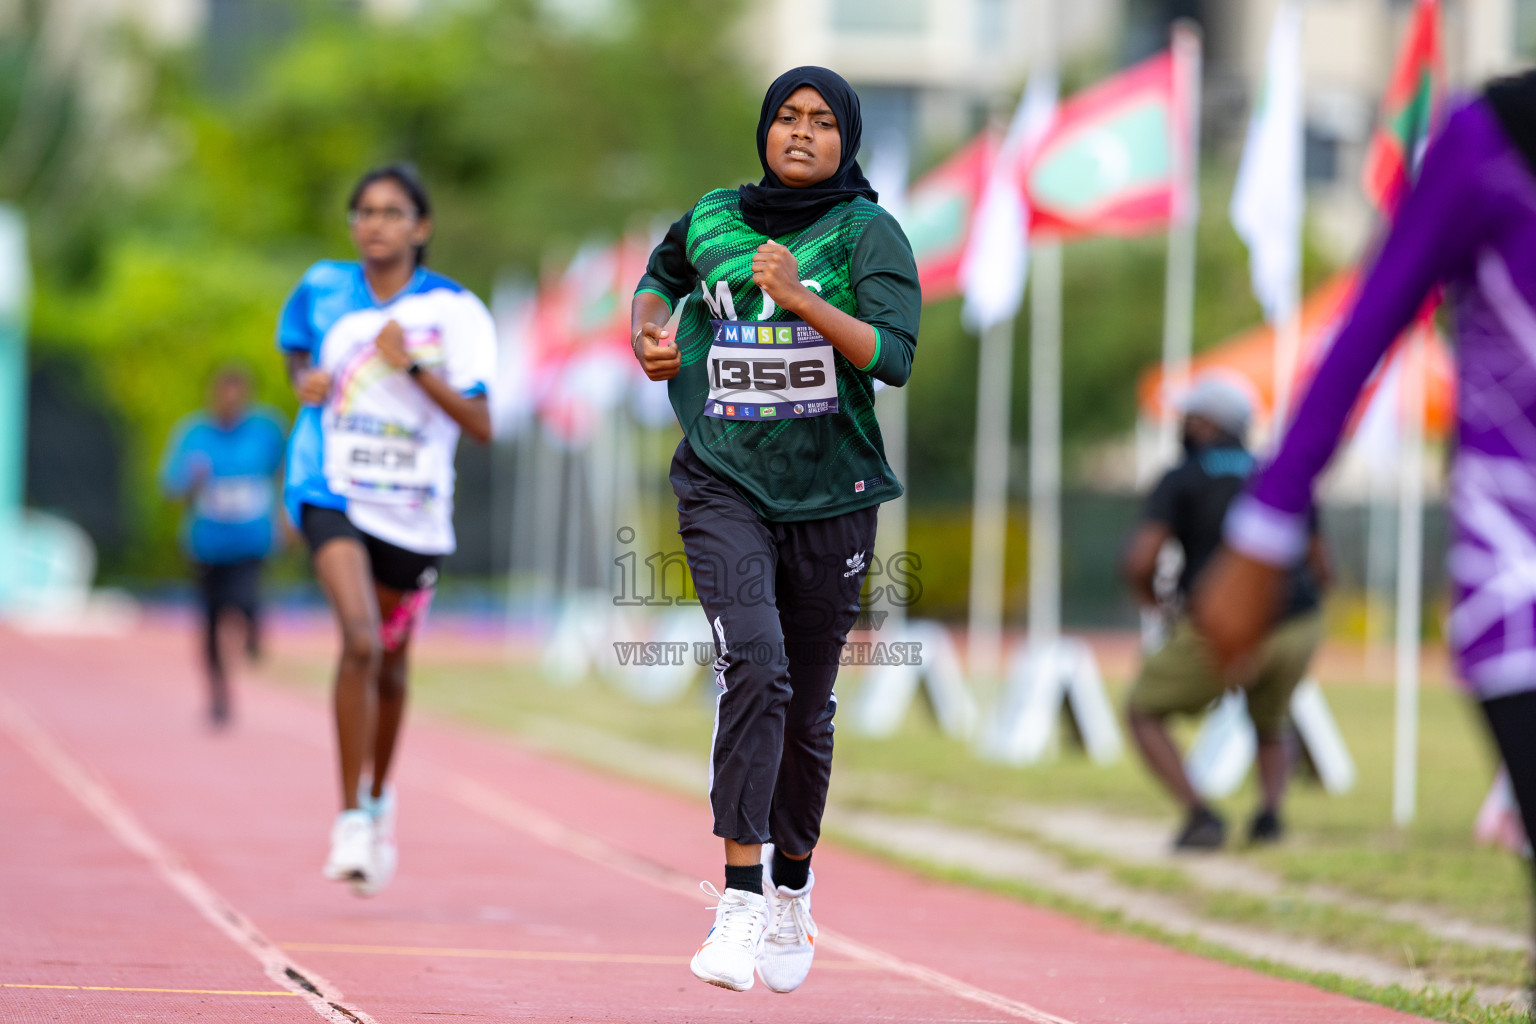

{"left": 281, "top": 941, "right": 876, "bottom": 970}
{"left": 3, "top": 982, "right": 295, "bottom": 996}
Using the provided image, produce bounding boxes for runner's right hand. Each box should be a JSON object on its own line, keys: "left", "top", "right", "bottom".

{"left": 634, "top": 323, "right": 680, "bottom": 381}
{"left": 297, "top": 369, "right": 333, "bottom": 406}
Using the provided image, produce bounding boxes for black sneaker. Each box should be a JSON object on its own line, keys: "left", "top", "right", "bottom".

{"left": 1173, "top": 806, "right": 1226, "bottom": 850}
{"left": 1247, "top": 809, "right": 1284, "bottom": 845}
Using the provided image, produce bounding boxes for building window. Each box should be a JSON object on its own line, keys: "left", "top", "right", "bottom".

{"left": 1519, "top": 0, "right": 1536, "bottom": 61}
{"left": 1304, "top": 123, "right": 1340, "bottom": 185}
{"left": 832, "top": 0, "right": 925, "bottom": 34}
{"left": 975, "top": 0, "right": 1007, "bottom": 53}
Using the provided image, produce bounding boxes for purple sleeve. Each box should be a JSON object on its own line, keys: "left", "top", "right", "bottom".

{"left": 1227, "top": 100, "right": 1503, "bottom": 566}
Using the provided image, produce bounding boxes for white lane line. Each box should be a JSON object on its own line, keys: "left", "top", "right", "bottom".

{"left": 430, "top": 767, "right": 1076, "bottom": 1024}
{"left": 0, "top": 692, "right": 379, "bottom": 1024}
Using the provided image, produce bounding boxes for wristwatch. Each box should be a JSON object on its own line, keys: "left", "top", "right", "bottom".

{"left": 406, "top": 361, "right": 424, "bottom": 378}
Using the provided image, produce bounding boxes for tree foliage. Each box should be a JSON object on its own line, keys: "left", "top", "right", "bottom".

{"left": 26, "top": 0, "right": 757, "bottom": 574}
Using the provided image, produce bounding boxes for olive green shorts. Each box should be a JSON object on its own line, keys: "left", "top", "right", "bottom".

{"left": 1127, "top": 611, "right": 1324, "bottom": 740}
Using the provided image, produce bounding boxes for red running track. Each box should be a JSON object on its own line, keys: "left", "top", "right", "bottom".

{"left": 0, "top": 623, "right": 1430, "bottom": 1023}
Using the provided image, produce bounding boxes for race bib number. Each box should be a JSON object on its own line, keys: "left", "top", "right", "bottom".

{"left": 704, "top": 319, "right": 839, "bottom": 421}
{"left": 323, "top": 416, "right": 437, "bottom": 504}
{"left": 195, "top": 476, "right": 273, "bottom": 524}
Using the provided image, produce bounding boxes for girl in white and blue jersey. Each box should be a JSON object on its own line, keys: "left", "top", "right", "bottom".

{"left": 278, "top": 165, "right": 495, "bottom": 897}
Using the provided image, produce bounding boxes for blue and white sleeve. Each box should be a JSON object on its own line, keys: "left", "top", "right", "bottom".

{"left": 277, "top": 270, "right": 319, "bottom": 356}
{"left": 446, "top": 293, "right": 497, "bottom": 400}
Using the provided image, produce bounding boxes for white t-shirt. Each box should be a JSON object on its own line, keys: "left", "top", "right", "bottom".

{"left": 318, "top": 280, "right": 495, "bottom": 555}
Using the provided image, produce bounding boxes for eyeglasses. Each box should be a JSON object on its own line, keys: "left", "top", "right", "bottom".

{"left": 348, "top": 206, "right": 417, "bottom": 226}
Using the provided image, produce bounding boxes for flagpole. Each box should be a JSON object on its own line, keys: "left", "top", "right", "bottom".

{"left": 1027, "top": 240, "right": 1063, "bottom": 656}
{"left": 1392, "top": 326, "right": 1426, "bottom": 826}
{"left": 869, "top": 127, "right": 913, "bottom": 631}
{"left": 967, "top": 315, "right": 1015, "bottom": 679}
{"left": 1160, "top": 21, "right": 1202, "bottom": 457}
{"left": 965, "top": 0, "right": 1058, "bottom": 679}
{"left": 1272, "top": 310, "right": 1302, "bottom": 433}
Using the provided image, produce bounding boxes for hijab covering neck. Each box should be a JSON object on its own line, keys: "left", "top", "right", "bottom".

{"left": 738, "top": 66, "right": 878, "bottom": 238}
{"left": 1487, "top": 69, "right": 1536, "bottom": 179}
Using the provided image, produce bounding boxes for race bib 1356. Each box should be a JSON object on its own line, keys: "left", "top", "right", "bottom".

{"left": 703, "top": 319, "right": 839, "bottom": 421}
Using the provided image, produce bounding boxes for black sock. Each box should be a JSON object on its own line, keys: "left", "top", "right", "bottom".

{"left": 724, "top": 863, "right": 763, "bottom": 895}
{"left": 771, "top": 848, "right": 811, "bottom": 891}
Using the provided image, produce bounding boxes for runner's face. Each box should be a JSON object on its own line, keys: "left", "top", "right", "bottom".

{"left": 211, "top": 376, "right": 250, "bottom": 425}
{"left": 765, "top": 87, "right": 841, "bottom": 188}
{"left": 349, "top": 179, "right": 430, "bottom": 265}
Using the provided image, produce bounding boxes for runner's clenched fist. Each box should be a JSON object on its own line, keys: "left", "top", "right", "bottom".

{"left": 633, "top": 322, "right": 681, "bottom": 381}
{"left": 752, "top": 242, "right": 808, "bottom": 313}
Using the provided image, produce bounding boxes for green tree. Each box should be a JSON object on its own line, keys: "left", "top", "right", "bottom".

{"left": 28, "top": 0, "right": 758, "bottom": 576}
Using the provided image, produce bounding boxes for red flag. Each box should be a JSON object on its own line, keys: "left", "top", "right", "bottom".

{"left": 531, "top": 237, "right": 651, "bottom": 445}
{"left": 1022, "top": 41, "right": 1197, "bottom": 239}
{"left": 899, "top": 133, "right": 994, "bottom": 301}
{"left": 1362, "top": 0, "right": 1443, "bottom": 213}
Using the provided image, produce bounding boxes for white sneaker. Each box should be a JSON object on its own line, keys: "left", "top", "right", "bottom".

{"left": 322, "top": 810, "right": 373, "bottom": 884}
{"left": 758, "top": 868, "right": 817, "bottom": 992}
{"left": 348, "top": 784, "right": 397, "bottom": 898}
{"left": 358, "top": 782, "right": 397, "bottom": 840}
{"left": 689, "top": 882, "right": 769, "bottom": 991}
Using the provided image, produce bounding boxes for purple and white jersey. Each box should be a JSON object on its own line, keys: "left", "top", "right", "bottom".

{"left": 1226, "top": 96, "right": 1536, "bottom": 699}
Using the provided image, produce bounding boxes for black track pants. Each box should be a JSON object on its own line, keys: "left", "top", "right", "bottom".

{"left": 1483, "top": 690, "right": 1536, "bottom": 856}
{"left": 195, "top": 558, "right": 263, "bottom": 719}
{"left": 671, "top": 440, "right": 876, "bottom": 855}
{"left": 1480, "top": 687, "right": 1536, "bottom": 1001}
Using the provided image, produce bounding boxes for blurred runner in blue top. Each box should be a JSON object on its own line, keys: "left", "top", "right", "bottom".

{"left": 277, "top": 164, "right": 494, "bottom": 899}
{"left": 160, "top": 365, "right": 286, "bottom": 728}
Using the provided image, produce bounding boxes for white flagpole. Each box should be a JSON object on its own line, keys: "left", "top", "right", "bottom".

{"left": 1027, "top": 240, "right": 1063, "bottom": 656}
{"left": 869, "top": 129, "right": 913, "bottom": 630}
{"left": 1392, "top": 326, "right": 1426, "bottom": 826}
{"left": 1160, "top": 22, "right": 1203, "bottom": 458}
{"left": 967, "top": 316, "right": 1015, "bottom": 678}
{"left": 964, "top": 4, "right": 1059, "bottom": 680}
{"left": 1272, "top": 311, "right": 1303, "bottom": 433}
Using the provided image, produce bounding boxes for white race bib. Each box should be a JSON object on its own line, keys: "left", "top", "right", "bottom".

{"left": 323, "top": 415, "right": 437, "bottom": 504}
{"left": 703, "top": 319, "right": 839, "bottom": 421}
{"left": 195, "top": 476, "right": 273, "bottom": 523}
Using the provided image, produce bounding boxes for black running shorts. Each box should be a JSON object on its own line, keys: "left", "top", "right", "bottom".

{"left": 299, "top": 505, "right": 442, "bottom": 593}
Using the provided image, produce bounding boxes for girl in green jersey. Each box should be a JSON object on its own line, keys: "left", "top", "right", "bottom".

{"left": 631, "top": 66, "right": 920, "bottom": 994}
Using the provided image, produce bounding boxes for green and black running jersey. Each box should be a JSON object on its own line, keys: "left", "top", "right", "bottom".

{"left": 635, "top": 189, "right": 920, "bottom": 522}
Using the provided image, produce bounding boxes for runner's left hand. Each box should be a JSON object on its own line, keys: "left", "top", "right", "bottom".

{"left": 1190, "top": 545, "right": 1285, "bottom": 672}
{"left": 752, "top": 242, "right": 808, "bottom": 313}
{"left": 374, "top": 320, "right": 411, "bottom": 371}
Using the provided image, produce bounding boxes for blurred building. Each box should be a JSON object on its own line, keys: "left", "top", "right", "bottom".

{"left": 741, "top": 0, "right": 1121, "bottom": 160}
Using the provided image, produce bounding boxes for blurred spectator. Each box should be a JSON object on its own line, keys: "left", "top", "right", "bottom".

{"left": 159, "top": 367, "right": 286, "bottom": 727}
{"left": 1121, "top": 377, "right": 1330, "bottom": 849}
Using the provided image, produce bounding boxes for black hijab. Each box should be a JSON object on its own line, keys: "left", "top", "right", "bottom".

{"left": 1487, "top": 69, "right": 1536, "bottom": 178}
{"left": 738, "top": 66, "right": 878, "bottom": 238}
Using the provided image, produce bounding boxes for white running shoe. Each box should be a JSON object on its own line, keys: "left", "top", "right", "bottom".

{"left": 350, "top": 784, "right": 397, "bottom": 898}
{"left": 322, "top": 810, "right": 373, "bottom": 884}
{"left": 757, "top": 868, "right": 817, "bottom": 993}
{"left": 689, "top": 882, "right": 769, "bottom": 991}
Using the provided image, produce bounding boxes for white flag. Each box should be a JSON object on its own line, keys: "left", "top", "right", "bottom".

{"left": 960, "top": 72, "right": 1057, "bottom": 332}
{"left": 1230, "top": 1, "right": 1304, "bottom": 325}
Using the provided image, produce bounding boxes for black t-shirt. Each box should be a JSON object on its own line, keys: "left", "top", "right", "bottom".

{"left": 1143, "top": 445, "right": 1320, "bottom": 619}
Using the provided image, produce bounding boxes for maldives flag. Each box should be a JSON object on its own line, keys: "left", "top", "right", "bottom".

{"left": 533, "top": 235, "right": 652, "bottom": 444}
{"left": 898, "top": 133, "right": 993, "bottom": 301}
{"left": 1362, "top": 0, "right": 1443, "bottom": 213}
{"left": 1023, "top": 40, "right": 1198, "bottom": 239}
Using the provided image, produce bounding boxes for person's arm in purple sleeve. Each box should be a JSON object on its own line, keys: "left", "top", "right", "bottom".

{"left": 1225, "top": 100, "right": 1500, "bottom": 567}
{"left": 1196, "top": 99, "right": 1504, "bottom": 666}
